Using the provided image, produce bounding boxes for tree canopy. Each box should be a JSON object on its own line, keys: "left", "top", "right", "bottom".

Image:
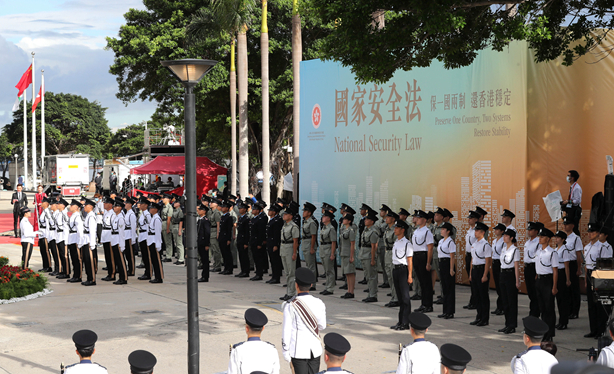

{"left": 307, "top": 0, "right": 614, "bottom": 83}
{"left": 107, "top": 123, "right": 147, "bottom": 157}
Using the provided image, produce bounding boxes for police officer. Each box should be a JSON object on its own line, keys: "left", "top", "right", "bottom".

{"left": 208, "top": 199, "right": 223, "bottom": 272}
{"left": 128, "top": 350, "right": 157, "bottom": 374}
{"left": 490, "top": 223, "right": 506, "bottom": 316}
{"left": 338, "top": 204, "right": 357, "bottom": 289}
{"left": 524, "top": 221, "right": 543, "bottom": 318}
{"left": 280, "top": 206, "right": 300, "bottom": 301}
{"left": 383, "top": 211, "right": 399, "bottom": 307}
{"left": 553, "top": 230, "right": 570, "bottom": 331}
{"left": 56, "top": 198, "right": 71, "bottom": 279}
{"left": 357, "top": 203, "right": 371, "bottom": 285}
{"left": 390, "top": 220, "right": 413, "bottom": 330}
{"left": 147, "top": 202, "right": 164, "bottom": 283}
{"left": 584, "top": 223, "right": 608, "bottom": 338}
{"left": 431, "top": 208, "right": 446, "bottom": 305}
{"left": 219, "top": 201, "right": 235, "bottom": 275}
{"left": 266, "top": 204, "right": 284, "bottom": 283}
{"left": 301, "top": 202, "right": 319, "bottom": 285}
{"left": 48, "top": 199, "right": 61, "bottom": 275}
{"left": 160, "top": 193, "right": 173, "bottom": 262}
{"left": 37, "top": 197, "right": 52, "bottom": 272}
{"left": 437, "top": 222, "right": 456, "bottom": 320}
{"left": 67, "top": 200, "right": 84, "bottom": 283}
{"left": 396, "top": 313, "right": 440, "bottom": 374}
{"left": 562, "top": 216, "right": 583, "bottom": 320}
{"left": 511, "top": 317, "right": 558, "bottom": 374}
{"left": 81, "top": 199, "right": 98, "bottom": 286}
{"left": 110, "top": 199, "right": 127, "bottom": 285}
{"left": 440, "top": 344, "right": 472, "bottom": 374}
{"left": 320, "top": 210, "right": 337, "bottom": 296}
{"left": 229, "top": 308, "right": 280, "bottom": 374}
{"left": 377, "top": 204, "right": 391, "bottom": 288}
{"left": 498, "top": 229, "right": 520, "bottom": 334}
{"left": 535, "top": 228, "right": 558, "bottom": 341}
{"left": 361, "top": 210, "right": 380, "bottom": 303}
{"left": 197, "top": 203, "right": 211, "bottom": 282}
{"left": 442, "top": 209, "right": 457, "bottom": 240}
{"left": 412, "top": 210, "right": 435, "bottom": 313}
{"left": 64, "top": 330, "right": 107, "bottom": 374}
{"left": 171, "top": 198, "right": 185, "bottom": 265}
{"left": 19, "top": 207, "right": 36, "bottom": 270}
{"left": 463, "top": 210, "right": 479, "bottom": 310}
{"left": 320, "top": 203, "right": 338, "bottom": 280}
{"left": 123, "top": 198, "right": 137, "bottom": 276}
{"left": 137, "top": 197, "right": 153, "bottom": 281}
{"left": 289, "top": 201, "right": 302, "bottom": 271}
{"left": 502, "top": 209, "right": 517, "bottom": 232}
{"left": 320, "top": 333, "right": 352, "bottom": 374}
{"left": 469, "top": 222, "right": 492, "bottom": 326}
{"left": 249, "top": 202, "right": 268, "bottom": 281}
{"left": 339, "top": 213, "right": 357, "bottom": 299}
{"left": 100, "top": 196, "right": 114, "bottom": 281}
{"left": 235, "top": 201, "right": 251, "bottom": 278}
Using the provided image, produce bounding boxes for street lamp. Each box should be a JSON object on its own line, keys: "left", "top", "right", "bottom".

{"left": 160, "top": 58, "right": 217, "bottom": 374}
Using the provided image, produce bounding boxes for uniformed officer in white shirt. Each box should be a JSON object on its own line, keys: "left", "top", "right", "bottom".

{"left": 64, "top": 330, "right": 108, "bottom": 374}
{"left": 490, "top": 223, "right": 506, "bottom": 316}
{"left": 318, "top": 333, "right": 352, "bottom": 374}
{"left": 19, "top": 207, "right": 37, "bottom": 269}
{"left": 147, "top": 202, "right": 164, "bottom": 283}
{"left": 37, "top": 197, "right": 52, "bottom": 272}
{"left": 123, "top": 197, "right": 138, "bottom": 276}
{"left": 463, "top": 211, "right": 479, "bottom": 310}
{"left": 498, "top": 229, "right": 521, "bottom": 334}
{"left": 412, "top": 210, "right": 435, "bottom": 313}
{"left": 396, "top": 313, "right": 440, "bottom": 374}
{"left": 67, "top": 200, "right": 84, "bottom": 283}
{"left": 524, "top": 221, "right": 544, "bottom": 318}
{"left": 100, "top": 197, "right": 115, "bottom": 281}
{"left": 470, "top": 222, "right": 492, "bottom": 326}
{"left": 597, "top": 319, "right": 614, "bottom": 368}
{"left": 562, "top": 170, "right": 582, "bottom": 235}
{"left": 535, "top": 228, "right": 558, "bottom": 341}
{"left": 553, "top": 231, "right": 571, "bottom": 331}
{"left": 110, "top": 199, "right": 127, "bottom": 285}
{"left": 81, "top": 199, "right": 98, "bottom": 286}
{"left": 56, "top": 199, "right": 71, "bottom": 279}
{"left": 229, "top": 308, "right": 280, "bottom": 374}
{"left": 562, "top": 216, "right": 583, "bottom": 320}
{"left": 390, "top": 220, "right": 413, "bottom": 330}
{"left": 282, "top": 268, "right": 327, "bottom": 374}
{"left": 511, "top": 316, "right": 558, "bottom": 374}
{"left": 440, "top": 343, "right": 471, "bottom": 374}
{"left": 128, "top": 350, "right": 156, "bottom": 374}
{"left": 137, "top": 197, "right": 153, "bottom": 281}
{"left": 501, "top": 209, "right": 517, "bottom": 232}
{"left": 437, "top": 222, "right": 456, "bottom": 319}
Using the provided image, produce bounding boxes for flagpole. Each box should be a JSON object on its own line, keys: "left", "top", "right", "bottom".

{"left": 23, "top": 84, "right": 28, "bottom": 190}
{"left": 41, "top": 70, "right": 45, "bottom": 173}
{"left": 32, "top": 51, "right": 36, "bottom": 190}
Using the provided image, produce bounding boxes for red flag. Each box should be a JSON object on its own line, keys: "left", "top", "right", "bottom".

{"left": 32, "top": 85, "right": 43, "bottom": 113}
{"left": 15, "top": 64, "right": 33, "bottom": 97}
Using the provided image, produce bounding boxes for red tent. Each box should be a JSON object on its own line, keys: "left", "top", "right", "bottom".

{"left": 131, "top": 156, "right": 227, "bottom": 196}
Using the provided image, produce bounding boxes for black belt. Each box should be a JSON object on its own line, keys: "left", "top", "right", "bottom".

{"left": 57, "top": 230, "right": 63, "bottom": 233}
{"left": 537, "top": 274, "right": 553, "bottom": 278}
{"left": 69, "top": 230, "right": 77, "bottom": 234}
{"left": 302, "top": 236, "right": 312, "bottom": 239}
{"left": 84, "top": 231, "right": 90, "bottom": 234}
{"left": 361, "top": 245, "right": 372, "bottom": 249}
{"left": 282, "top": 240, "right": 293, "bottom": 244}
{"left": 525, "top": 262, "right": 535, "bottom": 267}
{"left": 49, "top": 228, "right": 56, "bottom": 231}
{"left": 40, "top": 226, "right": 46, "bottom": 229}
{"left": 501, "top": 268, "right": 514, "bottom": 273}
{"left": 139, "top": 230, "right": 147, "bottom": 233}
{"left": 148, "top": 232, "right": 156, "bottom": 235}
{"left": 394, "top": 264, "right": 407, "bottom": 269}
{"left": 125, "top": 226, "right": 132, "bottom": 230}
{"left": 111, "top": 232, "right": 119, "bottom": 235}
{"left": 439, "top": 257, "right": 451, "bottom": 261}
{"left": 473, "top": 264, "right": 485, "bottom": 269}
{"left": 558, "top": 267, "right": 566, "bottom": 271}
{"left": 321, "top": 241, "right": 332, "bottom": 245}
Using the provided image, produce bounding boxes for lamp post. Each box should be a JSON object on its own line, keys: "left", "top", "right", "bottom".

{"left": 160, "top": 58, "right": 217, "bottom": 374}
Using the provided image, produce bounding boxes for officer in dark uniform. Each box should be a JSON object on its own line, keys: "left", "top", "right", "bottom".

{"left": 357, "top": 203, "right": 372, "bottom": 285}
{"left": 197, "top": 203, "right": 211, "bottom": 282}
{"left": 235, "top": 201, "right": 251, "bottom": 278}
{"left": 266, "top": 204, "right": 284, "bottom": 284}
{"left": 219, "top": 201, "right": 235, "bottom": 275}
{"left": 128, "top": 350, "right": 157, "bottom": 374}
{"left": 249, "top": 202, "right": 268, "bottom": 281}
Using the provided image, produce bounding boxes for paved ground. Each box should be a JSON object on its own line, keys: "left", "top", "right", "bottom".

{"left": 0, "top": 235, "right": 592, "bottom": 374}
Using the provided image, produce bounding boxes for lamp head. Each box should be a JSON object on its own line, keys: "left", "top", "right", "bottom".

{"left": 160, "top": 59, "right": 218, "bottom": 87}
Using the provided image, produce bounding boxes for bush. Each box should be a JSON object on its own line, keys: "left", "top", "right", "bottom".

{"left": 0, "top": 265, "right": 48, "bottom": 300}
{"left": 0, "top": 256, "right": 8, "bottom": 267}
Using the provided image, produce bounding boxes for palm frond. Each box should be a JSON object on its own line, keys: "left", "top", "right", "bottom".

{"left": 210, "top": 0, "right": 258, "bottom": 33}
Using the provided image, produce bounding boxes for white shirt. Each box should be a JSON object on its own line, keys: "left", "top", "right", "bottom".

{"left": 411, "top": 226, "right": 434, "bottom": 252}
{"left": 523, "top": 237, "right": 540, "bottom": 264}
{"left": 81, "top": 211, "right": 97, "bottom": 247}
{"left": 47, "top": 209, "right": 57, "bottom": 241}
{"left": 228, "top": 337, "right": 280, "bottom": 374}
{"left": 147, "top": 213, "right": 162, "bottom": 250}
{"left": 507, "top": 224, "right": 517, "bottom": 232}
{"left": 555, "top": 245, "right": 570, "bottom": 268}
{"left": 568, "top": 182, "right": 582, "bottom": 206}
{"left": 123, "top": 209, "right": 137, "bottom": 243}
{"left": 101, "top": 209, "right": 113, "bottom": 243}
{"left": 584, "top": 241, "right": 604, "bottom": 270}
{"left": 465, "top": 227, "right": 476, "bottom": 252}
{"left": 20, "top": 217, "right": 36, "bottom": 244}
{"left": 565, "top": 232, "right": 583, "bottom": 261}
{"left": 597, "top": 342, "right": 614, "bottom": 368}
{"left": 396, "top": 339, "right": 440, "bottom": 374}
{"left": 600, "top": 241, "right": 614, "bottom": 260}
{"left": 535, "top": 246, "right": 558, "bottom": 275}
{"left": 138, "top": 210, "right": 151, "bottom": 243}
{"left": 38, "top": 208, "right": 49, "bottom": 239}
{"left": 471, "top": 238, "right": 492, "bottom": 265}
{"left": 110, "top": 212, "right": 125, "bottom": 250}
{"left": 67, "top": 212, "right": 83, "bottom": 245}
{"left": 281, "top": 293, "right": 326, "bottom": 362}
{"left": 501, "top": 244, "right": 520, "bottom": 269}
{"left": 492, "top": 237, "right": 504, "bottom": 260}
{"left": 392, "top": 237, "right": 413, "bottom": 265}
{"left": 64, "top": 360, "right": 108, "bottom": 374}
{"left": 437, "top": 237, "right": 456, "bottom": 259}
{"left": 511, "top": 346, "right": 558, "bottom": 374}
{"left": 95, "top": 201, "right": 104, "bottom": 224}
{"left": 54, "top": 209, "right": 67, "bottom": 243}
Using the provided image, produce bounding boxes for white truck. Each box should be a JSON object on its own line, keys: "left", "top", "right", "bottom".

{"left": 102, "top": 158, "right": 134, "bottom": 193}
{"left": 44, "top": 154, "right": 90, "bottom": 196}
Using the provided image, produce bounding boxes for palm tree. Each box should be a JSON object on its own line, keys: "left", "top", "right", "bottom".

{"left": 230, "top": 38, "right": 237, "bottom": 195}
{"left": 292, "top": 0, "right": 301, "bottom": 201}
{"left": 261, "top": 0, "right": 271, "bottom": 207}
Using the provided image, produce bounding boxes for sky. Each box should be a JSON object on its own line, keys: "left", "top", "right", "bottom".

{"left": 0, "top": 0, "right": 156, "bottom": 129}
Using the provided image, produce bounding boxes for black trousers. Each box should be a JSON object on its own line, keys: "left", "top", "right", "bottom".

{"left": 112, "top": 244, "right": 128, "bottom": 281}
{"left": 39, "top": 238, "right": 51, "bottom": 269}
{"left": 220, "top": 239, "right": 233, "bottom": 272}
{"left": 500, "top": 269, "right": 518, "bottom": 328}
{"left": 267, "top": 243, "right": 283, "bottom": 279}
{"left": 536, "top": 274, "right": 556, "bottom": 340}
{"left": 68, "top": 243, "right": 82, "bottom": 280}
{"left": 149, "top": 244, "right": 164, "bottom": 280}
{"left": 393, "top": 265, "right": 411, "bottom": 325}
{"left": 413, "top": 252, "right": 432, "bottom": 307}
{"left": 569, "top": 260, "right": 581, "bottom": 315}
{"left": 471, "top": 265, "right": 490, "bottom": 322}
{"left": 524, "top": 263, "right": 540, "bottom": 317}
{"left": 237, "top": 241, "right": 250, "bottom": 275}
{"left": 586, "top": 269, "right": 609, "bottom": 336}
{"left": 556, "top": 268, "right": 570, "bottom": 326}
{"left": 57, "top": 241, "right": 70, "bottom": 276}
{"left": 21, "top": 242, "right": 33, "bottom": 269}
{"left": 13, "top": 211, "right": 20, "bottom": 236}
{"left": 140, "top": 240, "right": 152, "bottom": 277}
{"left": 81, "top": 245, "right": 96, "bottom": 282}
{"left": 124, "top": 240, "right": 135, "bottom": 276}
{"left": 49, "top": 239, "right": 60, "bottom": 273}
{"left": 251, "top": 243, "right": 267, "bottom": 276}
{"left": 291, "top": 356, "right": 320, "bottom": 374}
{"left": 103, "top": 242, "right": 115, "bottom": 277}
{"left": 466, "top": 252, "right": 476, "bottom": 306}
{"left": 439, "top": 258, "right": 455, "bottom": 315}
{"left": 198, "top": 242, "right": 209, "bottom": 280}
{"left": 96, "top": 224, "right": 102, "bottom": 244}
{"left": 492, "top": 259, "right": 503, "bottom": 311}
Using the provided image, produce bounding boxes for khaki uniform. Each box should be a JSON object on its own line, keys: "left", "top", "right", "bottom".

{"left": 383, "top": 224, "right": 398, "bottom": 302}
{"left": 360, "top": 226, "right": 380, "bottom": 298}
{"left": 319, "top": 224, "right": 337, "bottom": 293}
{"left": 432, "top": 223, "right": 444, "bottom": 297}
{"left": 171, "top": 207, "right": 185, "bottom": 261}
{"left": 230, "top": 209, "right": 238, "bottom": 267}
{"left": 339, "top": 225, "right": 356, "bottom": 274}
{"left": 376, "top": 218, "right": 388, "bottom": 284}
{"left": 301, "top": 217, "right": 319, "bottom": 275}
{"left": 161, "top": 203, "right": 174, "bottom": 260}
{"left": 280, "top": 221, "right": 300, "bottom": 296}
{"left": 208, "top": 209, "right": 223, "bottom": 269}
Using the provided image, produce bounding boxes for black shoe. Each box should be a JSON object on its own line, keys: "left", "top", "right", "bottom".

{"left": 49, "top": 271, "right": 58, "bottom": 276}
{"left": 584, "top": 332, "right": 598, "bottom": 338}
{"left": 237, "top": 273, "right": 250, "bottom": 278}
{"left": 444, "top": 314, "right": 454, "bottom": 319}
{"left": 469, "top": 319, "right": 480, "bottom": 325}
{"left": 496, "top": 310, "right": 505, "bottom": 315}
{"left": 339, "top": 284, "right": 348, "bottom": 290}
{"left": 505, "top": 327, "right": 516, "bottom": 334}
{"left": 113, "top": 280, "right": 127, "bottom": 285}
{"left": 222, "top": 270, "right": 233, "bottom": 275}
{"left": 138, "top": 275, "right": 151, "bottom": 280}
{"left": 396, "top": 324, "right": 410, "bottom": 331}
{"left": 476, "top": 320, "right": 489, "bottom": 326}
{"left": 310, "top": 286, "right": 316, "bottom": 291}
{"left": 266, "top": 278, "right": 274, "bottom": 284}
{"left": 211, "top": 268, "right": 222, "bottom": 272}
{"left": 57, "top": 274, "right": 70, "bottom": 279}
{"left": 434, "top": 299, "right": 444, "bottom": 305}
{"left": 218, "top": 270, "right": 225, "bottom": 274}
{"left": 410, "top": 294, "right": 421, "bottom": 300}
{"left": 250, "top": 276, "right": 263, "bottom": 281}
{"left": 102, "top": 267, "right": 108, "bottom": 271}
{"left": 379, "top": 283, "right": 390, "bottom": 289}
{"left": 101, "top": 276, "right": 115, "bottom": 281}
{"left": 463, "top": 304, "right": 471, "bottom": 309}
{"left": 362, "top": 297, "right": 378, "bottom": 303}
{"left": 319, "top": 274, "right": 326, "bottom": 278}
{"left": 235, "top": 272, "right": 246, "bottom": 278}
{"left": 422, "top": 307, "right": 433, "bottom": 313}
{"left": 341, "top": 293, "right": 354, "bottom": 299}
{"left": 364, "top": 289, "right": 369, "bottom": 292}
{"left": 438, "top": 314, "right": 447, "bottom": 319}
{"left": 38, "top": 268, "right": 45, "bottom": 272}
{"left": 498, "top": 327, "right": 507, "bottom": 332}
{"left": 82, "top": 280, "right": 96, "bottom": 286}
{"left": 465, "top": 304, "right": 476, "bottom": 310}
{"left": 390, "top": 323, "right": 401, "bottom": 330}
{"left": 569, "top": 314, "right": 579, "bottom": 319}
{"left": 149, "top": 278, "right": 163, "bottom": 283}
{"left": 280, "top": 294, "right": 291, "bottom": 301}
{"left": 358, "top": 279, "right": 367, "bottom": 285}
{"left": 198, "top": 277, "right": 208, "bottom": 282}
{"left": 269, "top": 279, "right": 281, "bottom": 284}
{"left": 414, "top": 306, "right": 426, "bottom": 312}
{"left": 162, "top": 259, "right": 172, "bottom": 263}
{"left": 386, "top": 301, "right": 400, "bottom": 308}
{"left": 174, "top": 261, "right": 184, "bottom": 265}
{"left": 557, "top": 324, "right": 567, "bottom": 330}
{"left": 386, "top": 293, "right": 392, "bottom": 297}
{"left": 68, "top": 278, "right": 82, "bottom": 283}
{"left": 320, "top": 290, "right": 333, "bottom": 295}
{"left": 44, "top": 268, "right": 53, "bottom": 272}
{"left": 136, "top": 264, "right": 145, "bottom": 269}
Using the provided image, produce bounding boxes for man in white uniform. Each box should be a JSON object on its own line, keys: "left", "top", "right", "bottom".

{"left": 228, "top": 308, "right": 280, "bottom": 374}
{"left": 511, "top": 316, "right": 558, "bottom": 374}
{"left": 64, "top": 330, "right": 108, "bottom": 374}
{"left": 440, "top": 344, "right": 472, "bottom": 374}
{"left": 597, "top": 320, "right": 614, "bottom": 367}
{"left": 563, "top": 216, "right": 583, "bottom": 320}
{"left": 282, "top": 268, "right": 327, "bottom": 374}
{"left": 319, "top": 333, "right": 353, "bottom": 374}
{"left": 397, "top": 312, "right": 440, "bottom": 374}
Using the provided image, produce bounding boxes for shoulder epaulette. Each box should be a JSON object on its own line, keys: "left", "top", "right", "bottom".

{"left": 94, "top": 362, "right": 107, "bottom": 370}
{"left": 232, "top": 341, "right": 245, "bottom": 349}
{"left": 265, "top": 341, "right": 276, "bottom": 348}
{"left": 516, "top": 349, "right": 528, "bottom": 358}
{"left": 65, "top": 363, "right": 77, "bottom": 369}
{"left": 317, "top": 371, "right": 326, "bottom": 374}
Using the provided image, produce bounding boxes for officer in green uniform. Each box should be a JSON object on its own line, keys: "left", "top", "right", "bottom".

{"left": 432, "top": 208, "right": 445, "bottom": 304}
{"left": 377, "top": 205, "right": 391, "bottom": 288}
{"left": 319, "top": 210, "right": 337, "bottom": 295}
{"left": 384, "top": 211, "right": 399, "bottom": 307}
{"left": 161, "top": 193, "right": 174, "bottom": 262}
{"left": 208, "top": 199, "right": 223, "bottom": 272}
{"left": 339, "top": 213, "right": 356, "bottom": 299}
{"left": 361, "top": 211, "right": 380, "bottom": 303}
{"left": 171, "top": 198, "right": 185, "bottom": 265}
{"left": 228, "top": 196, "right": 239, "bottom": 269}
{"left": 301, "top": 202, "right": 319, "bottom": 284}
{"left": 280, "top": 205, "right": 300, "bottom": 300}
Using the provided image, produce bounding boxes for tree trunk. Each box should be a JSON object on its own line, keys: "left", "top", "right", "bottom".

{"left": 261, "top": 0, "right": 271, "bottom": 207}
{"left": 230, "top": 38, "right": 237, "bottom": 195}
{"left": 238, "top": 28, "right": 249, "bottom": 198}
{"left": 291, "top": 4, "right": 301, "bottom": 202}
